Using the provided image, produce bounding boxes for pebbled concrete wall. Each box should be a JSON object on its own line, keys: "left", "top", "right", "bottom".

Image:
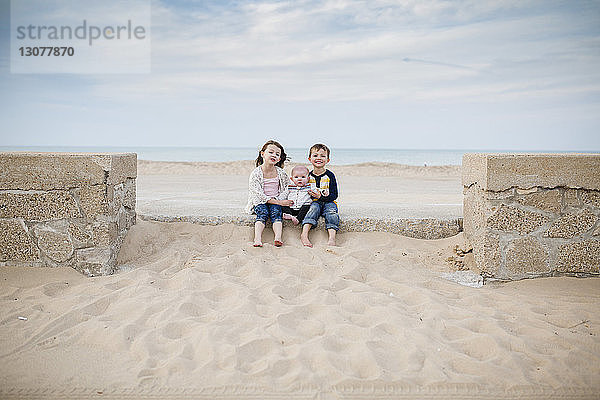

{"left": 463, "top": 153, "right": 600, "bottom": 280}
{"left": 0, "top": 153, "right": 137, "bottom": 276}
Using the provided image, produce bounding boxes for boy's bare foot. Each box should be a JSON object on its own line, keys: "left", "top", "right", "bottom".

{"left": 327, "top": 229, "right": 337, "bottom": 247}
{"left": 301, "top": 235, "right": 313, "bottom": 247}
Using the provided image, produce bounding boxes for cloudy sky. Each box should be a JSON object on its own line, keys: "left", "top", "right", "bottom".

{"left": 1, "top": 0, "right": 599, "bottom": 150}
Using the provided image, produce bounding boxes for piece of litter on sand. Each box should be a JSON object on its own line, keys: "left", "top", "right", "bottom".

{"left": 18, "top": 316, "right": 28, "bottom": 321}
{"left": 440, "top": 271, "right": 484, "bottom": 288}
{"left": 389, "top": 292, "right": 395, "bottom": 297}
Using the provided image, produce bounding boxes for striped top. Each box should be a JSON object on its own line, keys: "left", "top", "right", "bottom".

{"left": 287, "top": 184, "right": 312, "bottom": 210}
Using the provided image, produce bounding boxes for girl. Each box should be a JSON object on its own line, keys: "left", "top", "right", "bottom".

{"left": 245, "top": 140, "right": 292, "bottom": 247}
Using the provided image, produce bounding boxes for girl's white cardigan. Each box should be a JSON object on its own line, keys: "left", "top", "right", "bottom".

{"left": 245, "top": 166, "right": 290, "bottom": 214}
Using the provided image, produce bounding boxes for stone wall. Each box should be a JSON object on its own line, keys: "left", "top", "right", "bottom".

{"left": 463, "top": 153, "right": 600, "bottom": 280}
{"left": 0, "top": 153, "right": 137, "bottom": 276}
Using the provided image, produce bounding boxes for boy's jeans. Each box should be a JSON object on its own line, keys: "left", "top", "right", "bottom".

{"left": 302, "top": 201, "right": 339, "bottom": 231}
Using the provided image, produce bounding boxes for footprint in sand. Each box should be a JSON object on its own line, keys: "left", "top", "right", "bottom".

{"left": 161, "top": 321, "right": 189, "bottom": 340}
{"left": 236, "top": 338, "right": 279, "bottom": 374}
{"left": 41, "top": 282, "right": 71, "bottom": 297}
{"left": 440, "top": 325, "right": 472, "bottom": 342}
{"left": 341, "top": 266, "right": 369, "bottom": 283}
{"left": 456, "top": 335, "right": 499, "bottom": 361}
{"left": 278, "top": 311, "right": 325, "bottom": 338}
{"left": 177, "top": 302, "right": 206, "bottom": 318}
{"left": 104, "top": 279, "right": 135, "bottom": 291}
{"left": 326, "top": 345, "right": 382, "bottom": 380}
{"left": 271, "top": 284, "right": 309, "bottom": 302}
{"left": 179, "top": 342, "right": 195, "bottom": 360}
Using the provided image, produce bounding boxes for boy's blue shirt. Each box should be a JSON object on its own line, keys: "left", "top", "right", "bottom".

{"left": 309, "top": 169, "right": 338, "bottom": 203}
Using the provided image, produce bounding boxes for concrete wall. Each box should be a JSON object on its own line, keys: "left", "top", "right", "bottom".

{"left": 0, "top": 152, "right": 137, "bottom": 276}
{"left": 463, "top": 153, "right": 600, "bottom": 280}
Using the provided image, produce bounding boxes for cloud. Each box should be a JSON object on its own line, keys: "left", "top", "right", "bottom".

{"left": 74, "top": 0, "right": 600, "bottom": 104}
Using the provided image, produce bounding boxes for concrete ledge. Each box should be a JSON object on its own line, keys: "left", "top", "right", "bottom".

{"left": 0, "top": 152, "right": 137, "bottom": 276}
{"left": 0, "top": 152, "right": 137, "bottom": 190}
{"left": 138, "top": 213, "right": 463, "bottom": 240}
{"left": 463, "top": 153, "right": 600, "bottom": 280}
{"left": 463, "top": 153, "right": 600, "bottom": 191}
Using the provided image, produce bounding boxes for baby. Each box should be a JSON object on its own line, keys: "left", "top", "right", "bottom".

{"left": 282, "top": 165, "right": 313, "bottom": 225}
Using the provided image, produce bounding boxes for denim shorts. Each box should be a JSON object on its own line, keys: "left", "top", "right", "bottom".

{"left": 254, "top": 203, "right": 283, "bottom": 223}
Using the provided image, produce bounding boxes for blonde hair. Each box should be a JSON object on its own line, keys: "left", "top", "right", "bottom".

{"left": 291, "top": 165, "right": 309, "bottom": 175}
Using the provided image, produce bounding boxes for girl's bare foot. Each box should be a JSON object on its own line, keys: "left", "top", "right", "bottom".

{"left": 301, "top": 235, "right": 313, "bottom": 247}
{"left": 253, "top": 242, "right": 263, "bottom": 247}
{"left": 274, "top": 240, "right": 283, "bottom": 247}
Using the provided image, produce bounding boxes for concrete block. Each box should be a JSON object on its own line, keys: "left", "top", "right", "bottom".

{"left": 486, "top": 189, "right": 515, "bottom": 200}
{"left": 546, "top": 209, "right": 597, "bottom": 238}
{"left": 0, "top": 152, "right": 137, "bottom": 276}
{"left": 472, "top": 232, "right": 501, "bottom": 277}
{"left": 463, "top": 153, "right": 600, "bottom": 191}
{"left": 462, "top": 185, "right": 487, "bottom": 238}
{"left": 0, "top": 153, "right": 136, "bottom": 190}
{"left": 118, "top": 208, "right": 136, "bottom": 232}
{"left": 516, "top": 189, "right": 561, "bottom": 214}
{"left": 0, "top": 191, "right": 81, "bottom": 221}
{"left": 516, "top": 187, "right": 538, "bottom": 195}
{"left": 123, "top": 178, "right": 136, "bottom": 209}
{"left": 581, "top": 191, "right": 600, "bottom": 209}
{"left": 463, "top": 153, "right": 600, "bottom": 280}
{"left": 0, "top": 219, "right": 39, "bottom": 261}
{"left": 92, "top": 222, "right": 118, "bottom": 246}
{"left": 563, "top": 189, "right": 580, "bottom": 208}
{"left": 462, "top": 153, "right": 489, "bottom": 190}
{"left": 75, "top": 247, "right": 113, "bottom": 276}
{"left": 78, "top": 185, "right": 108, "bottom": 220}
{"left": 557, "top": 240, "right": 600, "bottom": 274}
{"left": 505, "top": 237, "right": 549, "bottom": 277}
{"left": 487, "top": 204, "right": 549, "bottom": 234}
{"left": 106, "top": 154, "right": 137, "bottom": 185}
{"left": 68, "top": 221, "right": 93, "bottom": 248}
{"left": 33, "top": 226, "right": 74, "bottom": 263}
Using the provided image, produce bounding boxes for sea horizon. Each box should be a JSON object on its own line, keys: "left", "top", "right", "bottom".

{"left": 1, "top": 145, "right": 597, "bottom": 166}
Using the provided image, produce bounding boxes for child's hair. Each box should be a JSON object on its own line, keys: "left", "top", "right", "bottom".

{"left": 255, "top": 140, "right": 287, "bottom": 168}
{"left": 308, "top": 143, "right": 330, "bottom": 158}
{"left": 291, "top": 165, "right": 309, "bottom": 175}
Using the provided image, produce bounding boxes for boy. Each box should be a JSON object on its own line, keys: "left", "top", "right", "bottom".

{"left": 282, "top": 165, "right": 313, "bottom": 225}
{"left": 301, "top": 143, "right": 340, "bottom": 247}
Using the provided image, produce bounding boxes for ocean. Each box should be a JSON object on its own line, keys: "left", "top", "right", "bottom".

{"left": 0, "top": 146, "right": 593, "bottom": 166}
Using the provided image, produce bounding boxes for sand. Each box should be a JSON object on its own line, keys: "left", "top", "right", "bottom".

{"left": 136, "top": 160, "right": 462, "bottom": 178}
{"left": 1, "top": 219, "right": 599, "bottom": 399}
{"left": 136, "top": 160, "right": 463, "bottom": 222}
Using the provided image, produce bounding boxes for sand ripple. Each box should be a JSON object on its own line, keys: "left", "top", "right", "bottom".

{"left": 1, "top": 220, "right": 599, "bottom": 398}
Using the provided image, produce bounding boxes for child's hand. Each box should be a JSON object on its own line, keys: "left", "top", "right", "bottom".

{"left": 308, "top": 190, "right": 321, "bottom": 199}
{"left": 281, "top": 199, "right": 294, "bottom": 206}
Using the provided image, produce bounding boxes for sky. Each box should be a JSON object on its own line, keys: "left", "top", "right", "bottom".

{"left": 0, "top": 0, "right": 599, "bottom": 151}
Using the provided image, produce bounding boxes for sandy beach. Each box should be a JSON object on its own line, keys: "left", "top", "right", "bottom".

{"left": 135, "top": 160, "right": 463, "bottom": 222}
{"left": 1, "top": 161, "right": 599, "bottom": 399}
